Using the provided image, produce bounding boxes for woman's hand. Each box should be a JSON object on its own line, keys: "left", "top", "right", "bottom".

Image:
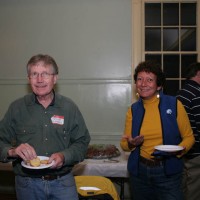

{"left": 122, "top": 135, "right": 144, "bottom": 148}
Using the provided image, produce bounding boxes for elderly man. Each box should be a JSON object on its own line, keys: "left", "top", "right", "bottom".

{"left": 0, "top": 54, "right": 90, "bottom": 200}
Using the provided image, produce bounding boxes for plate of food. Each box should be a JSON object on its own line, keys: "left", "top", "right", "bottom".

{"left": 21, "top": 156, "right": 54, "bottom": 169}
{"left": 154, "top": 145, "right": 184, "bottom": 152}
{"left": 86, "top": 144, "right": 121, "bottom": 159}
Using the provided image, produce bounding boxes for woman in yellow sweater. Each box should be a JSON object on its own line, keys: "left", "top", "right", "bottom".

{"left": 120, "top": 60, "right": 195, "bottom": 200}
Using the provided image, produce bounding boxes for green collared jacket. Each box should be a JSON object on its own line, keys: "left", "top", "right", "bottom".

{"left": 0, "top": 92, "right": 90, "bottom": 177}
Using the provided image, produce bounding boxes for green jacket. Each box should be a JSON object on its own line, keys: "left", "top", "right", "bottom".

{"left": 0, "top": 92, "right": 90, "bottom": 177}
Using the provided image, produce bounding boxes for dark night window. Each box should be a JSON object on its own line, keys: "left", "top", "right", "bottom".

{"left": 144, "top": 2, "right": 197, "bottom": 96}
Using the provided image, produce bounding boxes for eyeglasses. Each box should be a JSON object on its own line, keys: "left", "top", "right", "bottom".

{"left": 29, "top": 72, "right": 55, "bottom": 79}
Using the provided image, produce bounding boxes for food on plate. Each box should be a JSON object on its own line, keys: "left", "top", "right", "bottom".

{"left": 22, "top": 156, "right": 54, "bottom": 169}
{"left": 40, "top": 159, "right": 49, "bottom": 164}
{"left": 29, "top": 157, "right": 41, "bottom": 167}
{"left": 86, "top": 144, "right": 120, "bottom": 159}
{"left": 26, "top": 157, "right": 50, "bottom": 167}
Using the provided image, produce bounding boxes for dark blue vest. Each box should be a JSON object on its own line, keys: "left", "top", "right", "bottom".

{"left": 128, "top": 93, "right": 183, "bottom": 176}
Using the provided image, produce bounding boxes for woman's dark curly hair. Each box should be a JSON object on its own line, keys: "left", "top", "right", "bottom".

{"left": 134, "top": 60, "right": 165, "bottom": 87}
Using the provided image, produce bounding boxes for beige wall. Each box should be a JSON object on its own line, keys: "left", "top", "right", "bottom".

{"left": 0, "top": 0, "right": 132, "bottom": 146}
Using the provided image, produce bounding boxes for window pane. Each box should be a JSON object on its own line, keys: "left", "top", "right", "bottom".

{"left": 163, "top": 80, "right": 179, "bottom": 96}
{"left": 163, "top": 3, "right": 179, "bottom": 26}
{"left": 145, "top": 54, "right": 161, "bottom": 65}
{"left": 181, "top": 28, "right": 196, "bottom": 51}
{"left": 163, "top": 28, "right": 179, "bottom": 51}
{"left": 181, "top": 80, "right": 186, "bottom": 88}
{"left": 145, "top": 3, "right": 161, "bottom": 26}
{"left": 181, "top": 3, "right": 196, "bottom": 25}
{"left": 144, "top": 2, "right": 197, "bottom": 96}
{"left": 145, "top": 28, "right": 161, "bottom": 51}
{"left": 181, "top": 54, "right": 197, "bottom": 78}
{"left": 163, "top": 55, "right": 179, "bottom": 78}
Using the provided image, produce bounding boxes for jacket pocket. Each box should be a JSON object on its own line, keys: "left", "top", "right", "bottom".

{"left": 16, "top": 126, "right": 36, "bottom": 135}
{"left": 15, "top": 125, "right": 37, "bottom": 143}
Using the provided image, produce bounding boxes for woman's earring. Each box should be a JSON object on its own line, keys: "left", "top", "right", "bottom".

{"left": 136, "top": 93, "right": 140, "bottom": 98}
{"left": 156, "top": 91, "right": 160, "bottom": 99}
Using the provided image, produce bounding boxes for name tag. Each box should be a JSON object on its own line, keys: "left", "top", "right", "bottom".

{"left": 51, "top": 115, "right": 64, "bottom": 125}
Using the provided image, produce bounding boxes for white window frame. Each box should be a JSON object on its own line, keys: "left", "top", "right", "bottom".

{"left": 131, "top": 0, "right": 200, "bottom": 100}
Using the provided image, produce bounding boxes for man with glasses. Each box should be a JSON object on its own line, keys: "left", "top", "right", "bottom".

{"left": 0, "top": 54, "right": 90, "bottom": 200}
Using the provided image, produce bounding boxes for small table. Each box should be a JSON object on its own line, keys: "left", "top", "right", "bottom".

{"left": 0, "top": 152, "right": 130, "bottom": 199}
{"left": 72, "top": 151, "right": 130, "bottom": 200}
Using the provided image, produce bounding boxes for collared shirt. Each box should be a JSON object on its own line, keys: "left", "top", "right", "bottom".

{"left": 34, "top": 90, "right": 55, "bottom": 106}
{"left": 0, "top": 92, "right": 90, "bottom": 177}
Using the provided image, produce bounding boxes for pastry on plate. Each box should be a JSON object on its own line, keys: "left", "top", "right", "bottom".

{"left": 29, "top": 157, "right": 41, "bottom": 167}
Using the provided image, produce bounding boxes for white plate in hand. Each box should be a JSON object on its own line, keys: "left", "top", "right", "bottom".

{"left": 21, "top": 156, "right": 54, "bottom": 169}
{"left": 154, "top": 145, "right": 184, "bottom": 152}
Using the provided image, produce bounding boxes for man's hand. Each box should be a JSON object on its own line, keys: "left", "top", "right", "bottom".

{"left": 8, "top": 143, "right": 37, "bottom": 161}
{"left": 49, "top": 152, "right": 65, "bottom": 169}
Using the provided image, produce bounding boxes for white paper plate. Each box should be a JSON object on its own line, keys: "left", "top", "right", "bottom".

{"left": 154, "top": 145, "right": 184, "bottom": 152}
{"left": 21, "top": 156, "right": 54, "bottom": 169}
{"left": 80, "top": 187, "right": 101, "bottom": 191}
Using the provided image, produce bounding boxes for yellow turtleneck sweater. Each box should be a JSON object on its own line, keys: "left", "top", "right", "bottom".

{"left": 120, "top": 95, "right": 195, "bottom": 159}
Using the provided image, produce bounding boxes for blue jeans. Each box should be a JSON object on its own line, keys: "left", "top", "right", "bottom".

{"left": 130, "top": 162, "right": 183, "bottom": 200}
{"left": 15, "top": 172, "right": 79, "bottom": 200}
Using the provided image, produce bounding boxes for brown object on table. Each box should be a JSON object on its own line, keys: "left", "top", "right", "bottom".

{"left": 86, "top": 144, "right": 120, "bottom": 159}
